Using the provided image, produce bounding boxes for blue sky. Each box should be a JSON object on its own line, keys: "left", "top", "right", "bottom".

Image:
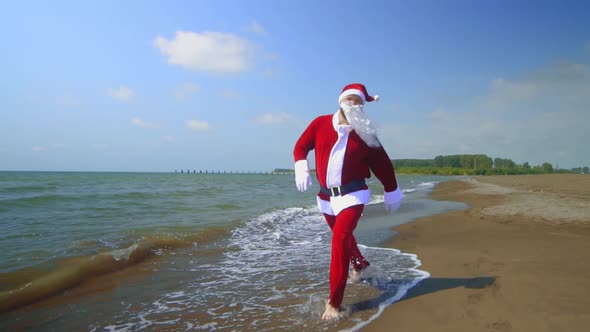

{"left": 1, "top": 0, "right": 589, "bottom": 172}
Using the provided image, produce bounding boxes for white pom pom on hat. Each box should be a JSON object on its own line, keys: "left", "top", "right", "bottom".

{"left": 338, "top": 83, "right": 380, "bottom": 104}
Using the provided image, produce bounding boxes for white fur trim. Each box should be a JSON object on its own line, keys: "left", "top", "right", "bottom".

{"left": 317, "top": 189, "right": 371, "bottom": 216}
{"left": 294, "top": 159, "right": 309, "bottom": 172}
{"left": 384, "top": 187, "right": 403, "bottom": 203}
{"left": 317, "top": 196, "right": 334, "bottom": 215}
{"left": 325, "top": 113, "right": 351, "bottom": 187}
{"left": 373, "top": 95, "right": 380, "bottom": 101}
{"left": 338, "top": 89, "right": 366, "bottom": 104}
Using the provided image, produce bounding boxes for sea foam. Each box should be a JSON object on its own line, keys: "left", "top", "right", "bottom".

{"left": 97, "top": 205, "right": 429, "bottom": 331}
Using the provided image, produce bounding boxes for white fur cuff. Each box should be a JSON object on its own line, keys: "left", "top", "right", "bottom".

{"left": 384, "top": 187, "right": 403, "bottom": 203}
{"left": 294, "top": 160, "right": 309, "bottom": 173}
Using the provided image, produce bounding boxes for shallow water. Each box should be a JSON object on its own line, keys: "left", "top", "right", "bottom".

{"left": 0, "top": 172, "right": 466, "bottom": 331}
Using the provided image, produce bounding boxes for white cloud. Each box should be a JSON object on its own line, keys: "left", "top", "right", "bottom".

{"left": 131, "top": 117, "right": 146, "bottom": 127}
{"left": 32, "top": 146, "right": 48, "bottom": 152}
{"left": 154, "top": 31, "right": 257, "bottom": 73}
{"left": 131, "top": 117, "right": 159, "bottom": 128}
{"left": 489, "top": 78, "right": 536, "bottom": 101}
{"left": 31, "top": 144, "right": 65, "bottom": 152}
{"left": 380, "top": 61, "right": 590, "bottom": 168}
{"left": 187, "top": 120, "right": 210, "bottom": 131}
{"left": 247, "top": 21, "right": 266, "bottom": 35}
{"left": 174, "top": 82, "right": 200, "bottom": 101}
{"left": 108, "top": 86, "right": 135, "bottom": 102}
{"left": 255, "top": 112, "right": 292, "bottom": 124}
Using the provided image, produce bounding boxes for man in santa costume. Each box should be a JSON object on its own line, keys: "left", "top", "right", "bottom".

{"left": 293, "top": 83, "right": 403, "bottom": 320}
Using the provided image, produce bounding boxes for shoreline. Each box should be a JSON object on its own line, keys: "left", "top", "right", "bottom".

{"left": 363, "top": 174, "right": 590, "bottom": 332}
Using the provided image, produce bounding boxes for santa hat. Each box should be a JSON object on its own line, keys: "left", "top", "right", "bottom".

{"left": 338, "top": 83, "right": 380, "bottom": 104}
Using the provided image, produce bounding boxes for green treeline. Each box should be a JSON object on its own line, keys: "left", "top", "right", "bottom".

{"left": 393, "top": 154, "right": 589, "bottom": 176}
{"left": 275, "top": 154, "right": 588, "bottom": 176}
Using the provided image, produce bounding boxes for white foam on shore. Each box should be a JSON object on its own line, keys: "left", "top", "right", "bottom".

{"left": 342, "top": 245, "right": 430, "bottom": 332}
{"left": 417, "top": 181, "right": 437, "bottom": 188}
{"left": 368, "top": 180, "right": 438, "bottom": 205}
{"left": 368, "top": 195, "right": 385, "bottom": 205}
{"left": 98, "top": 205, "right": 430, "bottom": 331}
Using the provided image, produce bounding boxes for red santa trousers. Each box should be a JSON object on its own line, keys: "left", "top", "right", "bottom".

{"left": 323, "top": 204, "right": 367, "bottom": 308}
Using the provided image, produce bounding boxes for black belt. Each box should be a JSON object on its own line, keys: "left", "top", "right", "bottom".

{"left": 321, "top": 180, "right": 366, "bottom": 197}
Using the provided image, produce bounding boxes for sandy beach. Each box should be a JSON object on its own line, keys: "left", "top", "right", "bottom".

{"left": 364, "top": 174, "right": 590, "bottom": 332}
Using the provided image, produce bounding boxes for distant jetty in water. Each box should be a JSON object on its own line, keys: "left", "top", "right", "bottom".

{"left": 174, "top": 169, "right": 294, "bottom": 175}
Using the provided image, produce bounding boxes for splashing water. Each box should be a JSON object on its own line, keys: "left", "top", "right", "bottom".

{"left": 96, "top": 206, "right": 429, "bottom": 331}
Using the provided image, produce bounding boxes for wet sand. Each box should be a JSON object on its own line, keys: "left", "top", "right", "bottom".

{"left": 364, "top": 174, "right": 590, "bottom": 332}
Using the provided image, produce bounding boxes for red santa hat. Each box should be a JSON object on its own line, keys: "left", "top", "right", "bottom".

{"left": 338, "top": 83, "right": 380, "bottom": 104}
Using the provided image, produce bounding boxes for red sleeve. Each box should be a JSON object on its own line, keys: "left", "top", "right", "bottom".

{"left": 293, "top": 117, "right": 319, "bottom": 161}
{"left": 368, "top": 145, "right": 398, "bottom": 192}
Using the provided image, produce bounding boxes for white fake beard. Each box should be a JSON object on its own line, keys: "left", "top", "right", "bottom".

{"left": 341, "top": 103, "right": 381, "bottom": 148}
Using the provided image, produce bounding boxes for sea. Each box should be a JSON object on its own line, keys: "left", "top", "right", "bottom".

{"left": 0, "top": 171, "right": 466, "bottom": 331}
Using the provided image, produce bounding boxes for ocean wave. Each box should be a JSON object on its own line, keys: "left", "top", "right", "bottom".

{"left": 367, "top": 182, "right": 431, "bottom": 205}
{"left": 0, "top": 185, "right": 58, "bottom": 193}
{"left": 368, "top": 195, "right": 384, "bottom": 205}
{"left": 111, "top": 192, "right": 156, "bottom": 200}
{"left": 417, "top": 181, "right": 438, "bottom": 188}
{"left": 0, "top": 227, "right": 229, "bottom": 313}
{"left": 343, "top": 246, "right": 429, "bottom": 332}
{"left": 210, "top": 203, "right": 243, "bottom": 210}
{"left": 96, "top": 205, "right": 429, "bottom": 331}
{"left": 1, "top": 194, "right": 82, "bottom": 207}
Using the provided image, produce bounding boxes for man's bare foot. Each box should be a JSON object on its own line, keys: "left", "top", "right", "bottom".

{"left": 350, "top": 269, "right": 362, "bottom": 283}
{"left": 322, "top": 302, "right": 341, "bottom": 321}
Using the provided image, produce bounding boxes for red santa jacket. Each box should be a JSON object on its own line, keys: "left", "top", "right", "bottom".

{"left": 293, "top": 112, "right": 399, "bottom": 204}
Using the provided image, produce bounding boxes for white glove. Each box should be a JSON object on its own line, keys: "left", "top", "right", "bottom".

{"left": 294, "top": 160, "right": 312, "bottom": 192}
{"left": 384, "top": 188, "right": 403, "bottom": 213}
